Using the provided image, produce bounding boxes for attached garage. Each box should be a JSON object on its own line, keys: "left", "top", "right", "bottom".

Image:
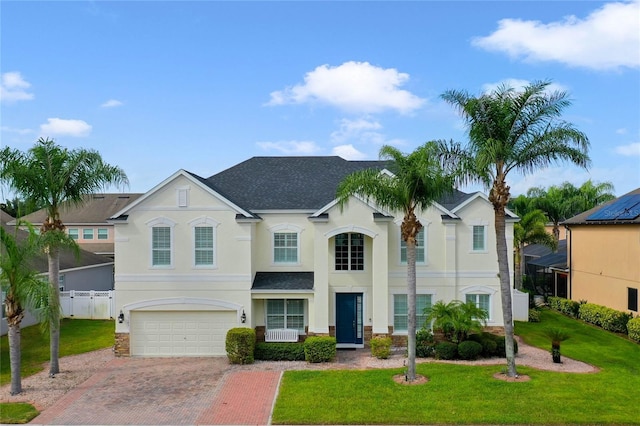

{"left": 130, "top": 310, "right": 237, "bottom": 356}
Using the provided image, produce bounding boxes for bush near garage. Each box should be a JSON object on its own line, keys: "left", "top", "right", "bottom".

{"left": 254, "top": 342, "right": 305, "bottom": 361}
{"left": 226, "top": 327, "right": 256, "bottom": 364}
{"left": 303, "top": 336, "right": 336, "bottom": 363}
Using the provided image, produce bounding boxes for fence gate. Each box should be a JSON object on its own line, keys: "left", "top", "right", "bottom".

{"left": 60, "top": 290, "right": 115, "bottom": 320}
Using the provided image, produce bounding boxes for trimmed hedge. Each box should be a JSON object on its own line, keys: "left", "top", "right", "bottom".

{"left": 458, "top": 340, "right": 482, "bottom": 360}
{"left": 434, "top": 341, "right": 458, "bottom": 360}
{"left": 548, "top": 296, "right": 580, "bottom": 318}
{"left": 628, "top": 317, "right": 640, "bottom": 343}
{"left": 370, "top": 336, "right": 392, "bottom": 359}
{"left": 578, "top": 303, "right": 631, "bottom": 334}
{"left": 254, "top": 342, "right": 305, "bottom": 361}
{"left": 303, "top": 336, "right": 336, "bottom": 363}
{"left": 226, "top": 327, "right": 256, "bottom": 364}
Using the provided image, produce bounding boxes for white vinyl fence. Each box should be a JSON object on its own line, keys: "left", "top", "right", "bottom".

{"left": 60, "top": 290, "right": 115, "bottom": 320}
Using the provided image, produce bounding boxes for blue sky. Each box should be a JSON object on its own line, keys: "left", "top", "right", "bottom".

{"left": 2, "top": 1, "right": 639, "bottom": 199}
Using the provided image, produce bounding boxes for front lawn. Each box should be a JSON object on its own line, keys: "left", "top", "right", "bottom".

{"left": 272, "top": 309, "right": 640, "bottom": 425}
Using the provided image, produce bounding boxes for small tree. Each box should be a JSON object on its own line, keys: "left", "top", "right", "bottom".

{"left": 425, "top": 300, "right": 488, "bottom": 343}
{"left": 546, "top": 327, "right": 570, "bottom": 363}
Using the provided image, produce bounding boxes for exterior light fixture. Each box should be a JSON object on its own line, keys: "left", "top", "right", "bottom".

{"left": 118, "top": 310, "right": 125, "bottom": 324}
{"left": 241, "top": 309, "right": 246, "bottom": 323}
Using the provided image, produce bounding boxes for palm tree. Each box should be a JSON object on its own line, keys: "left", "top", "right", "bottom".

{"left": 425, "top": 300, "right": 488, "bottom": 343}
{"left": 0, "top": 220, "right": 50, "bottom": 395}
{"left": 336, "top": 142, "right": 455, "bottom": 382}
{"left": 437, "top": 80, "right": 590, "bottom": 377}
{"left": 514, "top": 209, "right": 557, "bottom": 290}
{"left": 574, "top": 180, "right": 615, "bottom": 215}
{"left": 529, "top": 183, "right": 578, "bottom": 241}
{"left": 0, "top": 137, "right": 128, "bottom": 375}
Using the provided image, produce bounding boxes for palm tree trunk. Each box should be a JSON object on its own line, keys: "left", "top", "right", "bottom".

{"left": 8, "top": 321, "right": 22, "bottom": 395}
{"left": 495, "top": 206, "right": 517, "bottom": 377}
{"left": 406, "top": 238, "right": 417, "bottom": 381}
{"left": 48, "top": 248, "right": 61, "bottom": 376}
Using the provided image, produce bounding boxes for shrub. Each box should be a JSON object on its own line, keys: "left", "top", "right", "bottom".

{"left": 303, "top": 336, "right": 336, "bottom": 363}
{"left": 457, "top": 340, "right": 483, "bottom": 360}
{"left": 579, "top": 303, "right": 631, "bottom": 334}
{"left": 225, "top": 327, "right": 256, "bottom": 364}
{"left": 494, "top": 335, "right": 518, "bottom": 357}
{"left": 416, "top": 329, "right": 435, "bottom": 358}
{"left": 479, "top": 337, "right": 498, "bottom": 357}
{"left": 370, "top": 336, "right": 392, "bottom": 359}
{"left": 529, "top": 308, "right": 541, "bottom": 322}
{"left": 628, "top": 317, "right": 640, "bottom": 343}
{"left": 254, "top": 342, "right": 305, "bottom": 361}
{"left": 548, "top": 296, "right": 580, "bottom": 317}
{"left": 434, "top": 341, "right": 458, "bottom": 360}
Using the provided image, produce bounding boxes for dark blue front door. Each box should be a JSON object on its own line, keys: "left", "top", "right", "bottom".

{"left": 335, "top": 293, "right": 363, "bottom": 345}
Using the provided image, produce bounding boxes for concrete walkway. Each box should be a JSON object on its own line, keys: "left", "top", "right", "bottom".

{"left": 29, "top": 357, "right": 282, "bottom": 425}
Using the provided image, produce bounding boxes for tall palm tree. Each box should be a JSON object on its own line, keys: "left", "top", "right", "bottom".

{"left": 0, "top": 137, "right": 128, "bottom": 375}
{"left": 514, "top": 209, "right": 557, "bottom": 290}
{"left": 574, "top": 180, "right": 615, "bottom": 215}
{"left": 529, "top": 183, "right": 578, "bottom": 241}
{"left": 336, "top": 142, "right": 455, "bottom": 381}
{"left": 437, "top": 80, "right": 590, "bottom": 377}
{"left": 0, "top": 220, "right": 50, "bottom": 395}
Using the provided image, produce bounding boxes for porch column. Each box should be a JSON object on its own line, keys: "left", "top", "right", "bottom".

{"left": 371, "top": 227, "right": 389, "bottom": 335}
{"left": 311, "top": 226, "right": 330, "bottom": 334}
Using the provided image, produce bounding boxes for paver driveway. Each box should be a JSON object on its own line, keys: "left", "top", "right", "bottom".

{"left": 30, "top": 356, "right": 281, "bottom": 425}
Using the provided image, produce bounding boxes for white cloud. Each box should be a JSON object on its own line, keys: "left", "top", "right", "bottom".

{"left": 267, "top": 61, "right": 425, "bottom": 114}
{"left": 330, "top": 118, "right": 382, "bottom": 143}
{"left": 256, "top": 140, "right": 321, "bottom": 155}
{"left": 615, "top": 142, "right": 640, "bottom": 156}
{"left": 481, "top": 78, "right": 567, "bottom": 95}
{"left": 473, "top": 0, "right": 640, "bottom": 70}
{"left": 332, "top": 144, "right": 368, "bottom": 160}
{"left": 101, "top": 99, "right": 123, "bottom": 108}
{"left": 0, "top": 71, "right": 34, "bottom": 103}
{"left": 40, "top": 118, "right": 92, "bottom": 137}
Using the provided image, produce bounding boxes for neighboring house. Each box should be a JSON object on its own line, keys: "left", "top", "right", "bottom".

{"left": 562, "top": 188, "right": 640, "bottom": 314}
{"left": 523, "top": 239, "right": 568, "bottom": 298}
{"left": 110, "top": 156, "right": 517, "bottom": 357}
{"left": 13, "top": 193, "right": 143, "bottom": 259}
{"left": 1, "top": 210, "right": 115, "bottom": 335}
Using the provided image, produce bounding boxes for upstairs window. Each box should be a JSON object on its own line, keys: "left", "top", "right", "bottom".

{"left": 274, "top": 232, "right": 298, "bottom": 263}
{"left": 401, "top": 228, "right": 425, "bottom": 264}
{"left": 97, "top": 228, "right": 108, "bottom": 240}
{"left": 194, "top": 226, "right": 214, "bottom": 266}
{"left": 335, "top": 233, "right": 364, "bottom": 271}
{"left": 152, "top": 227, "right": 171, "bottom": 266}
{"left": 68, "top": 228, "right": 79, "bottom": 240}
{"left": 472, "top": 225, "right": 486, "bottom": 252}
{"left": 83, "top": 229, "right": 94, "bottom": 240}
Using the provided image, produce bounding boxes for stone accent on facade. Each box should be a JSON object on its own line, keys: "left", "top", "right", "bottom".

{"left": 114, "top": 332, "right": 130, "bottom": 357}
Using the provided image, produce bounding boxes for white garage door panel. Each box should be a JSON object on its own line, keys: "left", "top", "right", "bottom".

{"left": 131, "top": 311, "right": 237, "bottom": 356}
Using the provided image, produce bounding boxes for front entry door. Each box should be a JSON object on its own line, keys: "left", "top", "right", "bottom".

{"left": 335, "top": 293, "right": 363, "bottom": 346}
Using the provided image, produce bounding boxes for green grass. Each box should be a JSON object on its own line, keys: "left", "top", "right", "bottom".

{"left": 0, "top": 318, "right": 115, "bottom": 386}
{"left": 272, "top": 309, "right": 640, "bottom": 425}
{"left": 0, "top": 402, "right": 39, "bottom": 424}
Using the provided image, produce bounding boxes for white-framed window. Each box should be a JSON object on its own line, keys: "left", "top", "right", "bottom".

{"left": 401, "top": 228, "right": 426, "bottom": 264}
{"left": 189, "top": 217, "right": 219, "bottom": 268}
{"left": 147, "top": 217, "right": 176, "bottom": 267}
{"left": 466, "top": 293, "right": 491, "bottom": 319}
{"left": 83, "top": 228, "right": 94, "bottom": 240}
{"left": 335, "top": 232, "right": 364, "bottom": 271}
{"left": 266, "top": 299, "right": 305, "bottom": 333}
{"left": 97, "top": 228, "right": 108, "bottom": 240}
{"left": 68, "top": 228, "right": 79, "bottom": 240}
{"left": 469, "top": 220, "right": 489, "bottom": 253}
{"left": 274, "top": 232, "right": 298, "bottom": 263}
{"left": 393, "top": 294, "right": 432, "bottom": 332}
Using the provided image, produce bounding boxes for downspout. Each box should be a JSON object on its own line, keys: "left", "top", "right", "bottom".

{"left": 566, "top": 225, "right": 572, "bottom": 300}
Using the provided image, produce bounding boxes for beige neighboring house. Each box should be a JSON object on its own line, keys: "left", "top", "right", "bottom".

{"left": 14, "top": 193, "right": 143, "bottom": 259}
{"left": 562, "top": 188, "right": 640, "bottom": 314}
{"left": 110, "top": 157, "right": 518, "bottom": 357}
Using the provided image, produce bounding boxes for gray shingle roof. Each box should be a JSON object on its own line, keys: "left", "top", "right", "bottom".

{"left": 252, "top": 272, "right": 314, "bottom": 291}
{"left": 204, "top": 157, "right": 387, "bottom": 211}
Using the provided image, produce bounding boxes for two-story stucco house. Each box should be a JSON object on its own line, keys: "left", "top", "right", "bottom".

{"left": 111, "top": 156, "right": 516, "bottom": 357}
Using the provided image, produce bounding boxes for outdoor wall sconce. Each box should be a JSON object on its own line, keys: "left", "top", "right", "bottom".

{"left": 118, "top": 310, "right": 125, "bottom": 324}
{"left": 240, "top": 309, "right": 246, "bottom": 323}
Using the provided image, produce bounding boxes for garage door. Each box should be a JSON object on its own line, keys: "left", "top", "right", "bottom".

{"left": 130, "top": 311, "right": 237, "bottom": 356}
